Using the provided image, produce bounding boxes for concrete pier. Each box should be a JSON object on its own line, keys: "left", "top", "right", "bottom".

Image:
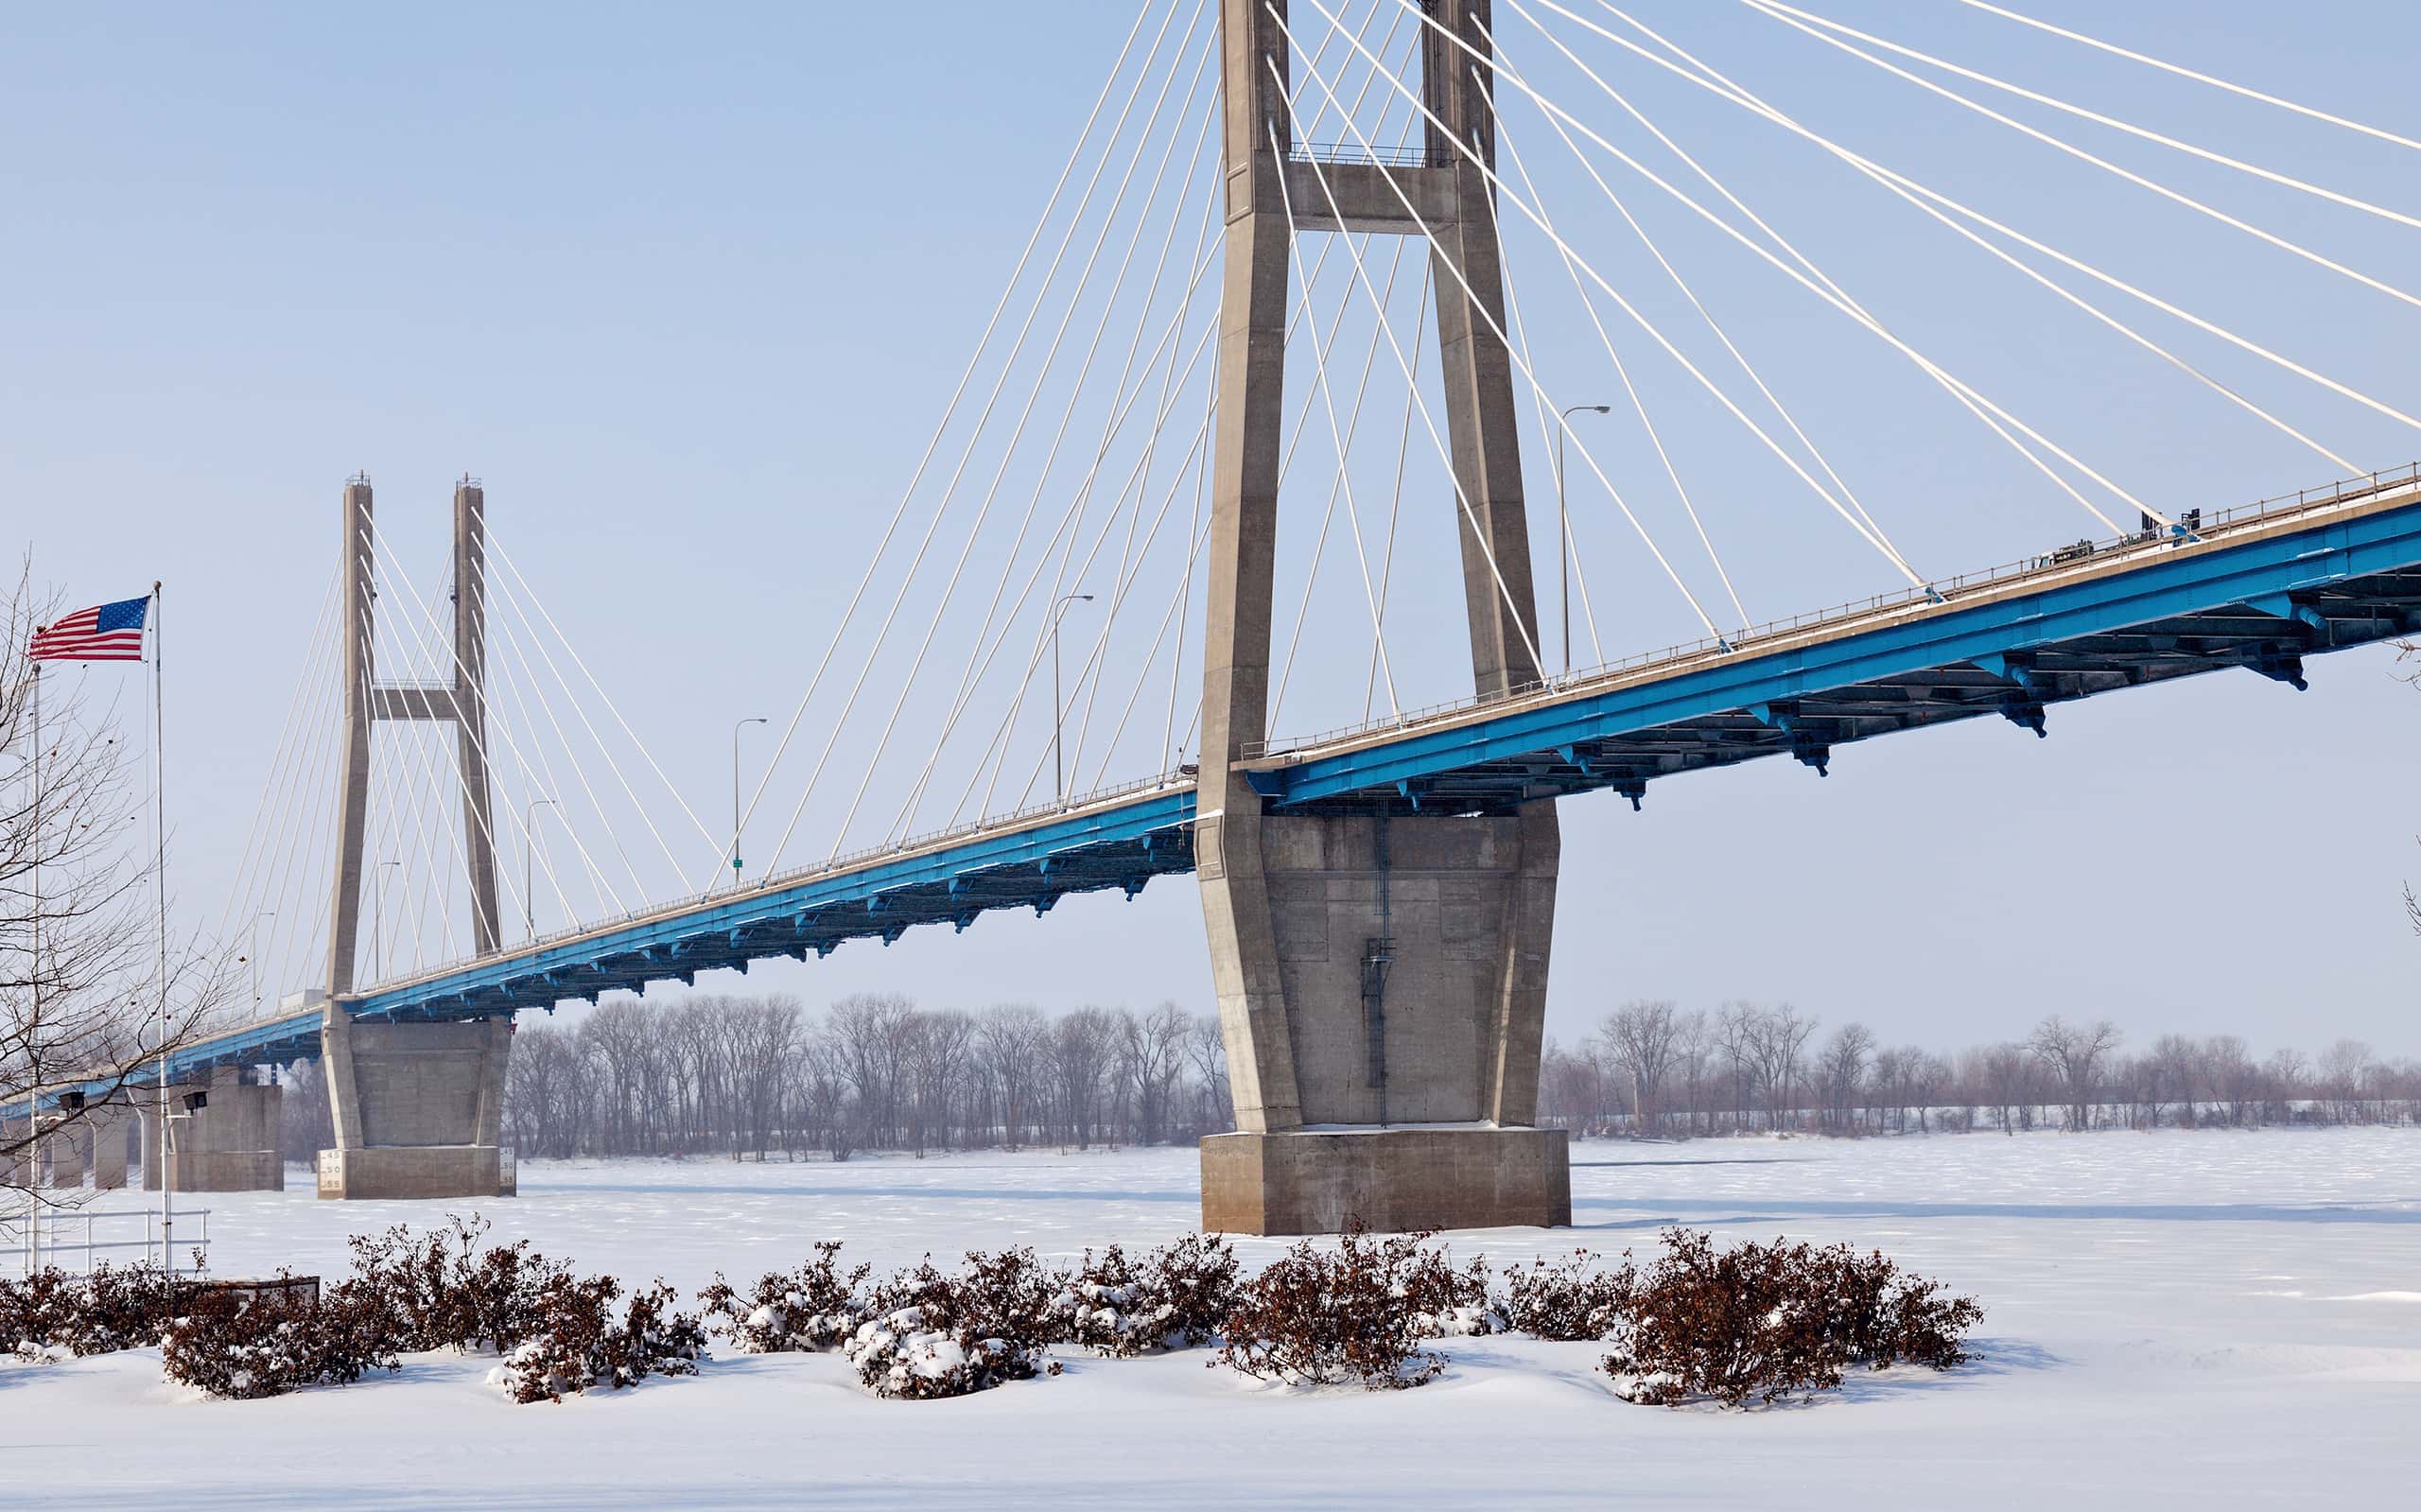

{"left": 146, "top": 1069, "right": 285, "bottom": 1191}
{"left": 316, "top": 1015, "right": 514, "bottom": 1200}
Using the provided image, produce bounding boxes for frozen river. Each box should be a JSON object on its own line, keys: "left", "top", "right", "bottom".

{"left": 13, "top": 1126, "right": 2416, "bottom": 1508}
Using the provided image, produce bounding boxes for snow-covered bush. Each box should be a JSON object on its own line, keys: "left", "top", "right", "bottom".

{"left": 338, "top": 1216, "right": 571, "bottom": 1355}
{"left": 1599, "top": 1227, "right": 1981, "bottom": 1408}
{"left": 160, "top": 1283, "right": 396, "bottom": 1400}
{"left": 1499, "top": 1249, "right": 1630, "bottom": 1342}
{"left": 493, "top": 1277, "right": 706, "bottom": 1405}
{"left": 699, "top": 1241, "right": 870, "bottom": 1354}
{"left": 1216, "top": 1227, "right": 1465, "bottom": 1390}
{"left": 1055, "top": 1234, "right": 1241, "bottom": 1358}
{"left": 843, "top": 1249, "right": 1068, "bottom": 1400}
{"left": 0, "top": 1262, "right": 178, "bottom": 1358}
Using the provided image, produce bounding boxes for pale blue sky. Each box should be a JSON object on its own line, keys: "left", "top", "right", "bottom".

{"left": 6, "top": 1, "right": 2417, "bottom": 1054}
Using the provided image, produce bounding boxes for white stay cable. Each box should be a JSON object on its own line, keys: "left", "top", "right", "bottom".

{"left": 1268, "top": 140, "right": 1406, "bottom": 721}
{"left": 1486, "top": 109, "right": 1748, "bottom": 630}
{"left": 1568, "top": 2, "right": 2169, "bottom": 531}
{"left": 216, "top": 565, "right": 339, "bottom": 939}
{"left": 1452, "top": 0, "right": 2169, "bottom": 532}
{"left": 226, "top": 578, "right": 340, "bottom": 999}
{"left": 1094, "top": 511, "right": 1217, "bottom": 793}
{"left": 988, "top": 338, "right": 1230, "bottom": 817}
{"left": 484, "top": 531, "right": 723, "bottom": 867}
{"left": 475, "top": 577, "right": 632, "bottom": 918}
{"left": 253, "top": 637, "right": 344, "bottom": 1004}
{"left": 1280, "top": 6, "right": 1733, "bottom": 637}
{"left": 366, "top": 537, "right": 572, "bottom": 929}
{"left": 1164, "top": 340, "right": 1216, "bottom": 771}
{"left": 1506, "top": 0, "right": 2146, "bottom": 535}
{"left": 1366, "top": 274, "right": 1432, "bottom": 716}
{"left": 1048, "top": 5, "right": 1425, "bottom": 796}
{"left": 1959, "top": 0, "right": 2421, "bottom": 157}
{"left": 1487, "top": 40, "right": 1912, "bottom": 584}
{"left": 1364, "top": 0, "right": 1961, "bottom": 565}
{"left": 770, "top": 4, "right": 1213, "bottom": 877}
{"left": 1002, "top": 391, "right": 1228, "bottom": 812}
{"left": 1576, "top": 0, "right": 2421, "bottom": 446}
{"left": 1757, "top": 0, "right": 2421, "bottom": 234}
{"left": 370, "top": 603, "right": 468, "bottom": 966}
{"left": 371, "top": 552, "right": 555, "bottom": 939}
{"left": 817, "top": 39, "right": 1221, "bottom": 864}
{"left": 732, "top": 0, "right": 1191, "bottom": 872}
{"left": 1737, "top": 0, "right": 2421, "bottom": 313}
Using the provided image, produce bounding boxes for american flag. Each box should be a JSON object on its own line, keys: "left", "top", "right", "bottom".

{"left": 29, "top": 596, "right": 149, "bottom": 662}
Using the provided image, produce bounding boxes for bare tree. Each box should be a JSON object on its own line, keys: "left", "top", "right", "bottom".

{"left": 1816, "top": 1022, "right": 1873, "bottom": 1135}
{"left": 5, "top": 568, "right": 233, "bottom": 1203}
{"left": 1598, "top": 999, "right": 1683, "bottom": 1137}
{"left": 2029, "top": 1015, "right": 2124, "bottom": 1131}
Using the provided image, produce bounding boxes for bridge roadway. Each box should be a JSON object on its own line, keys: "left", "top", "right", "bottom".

{"left": 156, "top": 466, "right": 2421, "bottom": 1084}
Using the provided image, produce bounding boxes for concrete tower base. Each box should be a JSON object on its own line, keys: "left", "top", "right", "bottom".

{"left": 318, "top": 1016, "right": 514, "bottom": 1201}
{"left": 1200, "top": 1127, "right": 1571, "bottom": 1236}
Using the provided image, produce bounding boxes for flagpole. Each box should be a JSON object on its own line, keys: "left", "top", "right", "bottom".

{"left": 151, "top": 582, "right": 169, "bottom": 1275}
{"left": 26, "top": 661, "right": 39, "bottom": 1276}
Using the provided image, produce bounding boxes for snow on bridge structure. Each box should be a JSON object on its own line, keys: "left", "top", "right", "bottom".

{"left": 80, "top": 0, "right": 2421, "bottom": 1230}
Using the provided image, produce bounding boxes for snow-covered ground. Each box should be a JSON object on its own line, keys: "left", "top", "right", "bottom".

{"left": 11, "top": 1127, "right": 2415, "bottom": 1508}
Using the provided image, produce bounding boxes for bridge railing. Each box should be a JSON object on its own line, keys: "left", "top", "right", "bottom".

{"left": 337, "top": 763, "right": 1200, "bottom": 1002}
{"left": 1245, "top": 462, "right": 2421, "bottom": 760}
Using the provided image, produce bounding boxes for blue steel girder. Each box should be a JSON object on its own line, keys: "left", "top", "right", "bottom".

{"left": 1243, "top": 490, "right": 2421, "bottom": 812}
{"left": 189, "top": 475, "right": 2414, "bottom": 1051}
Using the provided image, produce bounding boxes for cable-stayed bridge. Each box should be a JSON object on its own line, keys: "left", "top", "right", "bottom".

{"left": 78, "top": 1, "right": 2421, "bottom": 1226}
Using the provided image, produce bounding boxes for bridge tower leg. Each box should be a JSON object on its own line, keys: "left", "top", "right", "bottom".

{"left": 1196, "top": 0, "right": 1567, "bottom": 1234}
{"left": 317, "top": 476, "right": 515, "bottom": 1201}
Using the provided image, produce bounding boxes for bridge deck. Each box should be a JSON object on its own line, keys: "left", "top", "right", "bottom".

{"left": 160, "top": 466, "right": 2421, "bottom": 1084}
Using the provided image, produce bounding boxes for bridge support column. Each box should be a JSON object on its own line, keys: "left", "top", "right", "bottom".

{"left": 87, "top": 1104, "right": 130, "bottom": 1190}
{"left": 1196, "top": 0, "right": 1565, "bottom": 1234}
{"left": 146, "top": 1069, "right": 284, "bottom": 1192}
{"left": 317, "top": 1013, "right": 514, "bottom": 1200}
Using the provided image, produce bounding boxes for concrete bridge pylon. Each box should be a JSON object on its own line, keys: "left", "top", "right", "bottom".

{"left": 316, "top": 475, "right": 514, "bottom": 1201}
{"left": 1195, "top": 0, "right": 1570, "bottom": 1234}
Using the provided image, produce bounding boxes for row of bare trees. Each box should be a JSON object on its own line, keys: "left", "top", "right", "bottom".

{"left": 462, "top": 994, "right": 1234, "bottom": 1161}
{"left": 1541, "top": 1001, "right": 2421, "bottom": 1138}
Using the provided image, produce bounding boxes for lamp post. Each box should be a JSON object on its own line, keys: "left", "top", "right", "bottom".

{"left": 1556, "top": 405, "right": 1612, "bottom": 679}
{"left": 524, "top": 797, "right": 558, "bottom": 943}
{"left": 245, "top": 911, "right": 275, "bottom": 1009}
{"left": 1051, "top": 594, "right": 1094, "bottom": 805}
{"left": 371, "top": 860, "right": 401, "bottom": 982}
{"left": 732, "top": 716, "right": 768, "bottom": 886}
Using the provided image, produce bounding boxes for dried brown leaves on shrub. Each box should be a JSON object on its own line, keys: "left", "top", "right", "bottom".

{"left": 494, "top": 1276, "right": 707, "bottom": 1404}
{"left": 2, "top": 1262, "right": 181, "bottom": 1359}
{"left": 1598, "top": 1227, "right": 1982, "bottom": 1409}
{"left": 1500, "top": 1249, "right": 1631, "bottom": 1343}
{"left": 160, "top": 1283, "right": 397, "bottom": 1400}
{"left": 1216, "top": 1227, "right": 1464, "bottom": 1390}
{"left": 700, "top": 1241, "right": 871, "bottom": 1354}
{"left": 844, "top": 1249, "right": 1067, "bottom": 1400}
{"left": 1056, "top": 1233, "right": 1242, "bottom": 1358}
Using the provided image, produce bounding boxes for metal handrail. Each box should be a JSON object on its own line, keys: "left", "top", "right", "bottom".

{"left": 1290, "top": 139, "right": 1440, "bottom": 168}
{"left": 2, "top": 1205, "right": 212, "bottom": 1278}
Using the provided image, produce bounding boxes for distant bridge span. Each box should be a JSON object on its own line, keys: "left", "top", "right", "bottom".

{"left": 165, "top": 465, "right": 2421, "bottom": 1081}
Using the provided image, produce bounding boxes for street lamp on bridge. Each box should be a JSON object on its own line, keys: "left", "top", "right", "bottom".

{"left": 732, "top": 716, "right": 769, "bottom": 886}
{"left": 524, "top": 797, "right": 557, "bottom": 943}
{"left": 1556, "top": 405, "right": 1612, "bottom": 679}
{"left": 1051, "top": 594, "right": 1095, "bottom": 806}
